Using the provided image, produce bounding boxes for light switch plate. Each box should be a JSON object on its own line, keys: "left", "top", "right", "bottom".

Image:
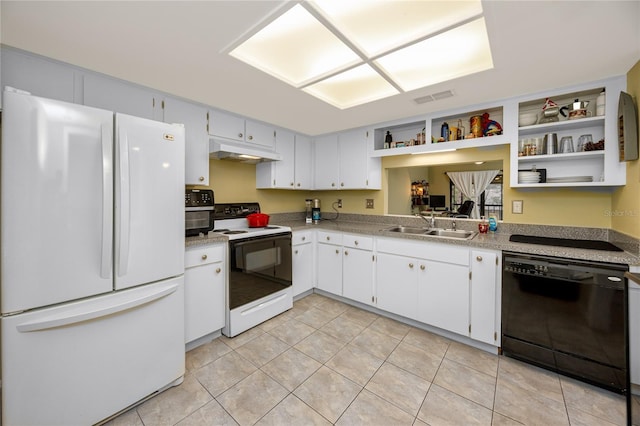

{"left": 366, "top": 199, "right": 374, "bottom": 209}
{"left": 512, "top": 200, "right": 523, "bottom": 214}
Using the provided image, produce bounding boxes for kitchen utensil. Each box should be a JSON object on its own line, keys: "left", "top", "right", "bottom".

{"left": 312, "top": 198, "right": 321, "bottom": 223}
{"left": 577, "top": 134, "right": 593, "bottom": 151}
{"left": 532, "top": 137, "right": 544, "bottom": 155}
{"left": 246, "top": 212, "right": 270, "bottom": 227}
{"left": 560, "top": 136, "right": 574, "bottom": 153}
{"left": 568, "top": 108, "right": 592, "bottom": 120}
{"left": 543, "top": 133, "right": 558, "bottom": 154}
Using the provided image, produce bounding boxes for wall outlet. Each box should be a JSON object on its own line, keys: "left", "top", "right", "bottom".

{"left": 512, "top": 200, "right": 523, "bottom": 214}
{"left": 337, "top": 199, "right": 342, "bottom": 208}
{"left": 366, "top": 199, "right": 374, "bottom": 209}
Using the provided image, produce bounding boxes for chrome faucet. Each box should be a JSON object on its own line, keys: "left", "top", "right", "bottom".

{"left": 416, "top": 212, "right": 436, "bottom": 228}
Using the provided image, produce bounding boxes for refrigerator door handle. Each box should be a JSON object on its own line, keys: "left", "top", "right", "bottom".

{"left": 118, "top": 126, "right": 131, "bottom": 276}
{"left": 15, "top": 283, "right": 178, "bottom": 332}
{"left": 100, "top": 123, "right": 113, "bottom": 279}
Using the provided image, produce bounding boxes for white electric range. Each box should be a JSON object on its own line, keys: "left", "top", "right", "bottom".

{"left": 214, "top": 203, "right": 293, "bottom": 337}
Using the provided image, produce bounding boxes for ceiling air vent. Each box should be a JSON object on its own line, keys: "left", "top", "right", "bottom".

{"left": 413, "top": 90, "right": 454, "bottom": 104}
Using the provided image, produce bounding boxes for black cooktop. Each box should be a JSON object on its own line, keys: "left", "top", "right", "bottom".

{"left": 509, "top": 234, "right": 623, "bottom": 252}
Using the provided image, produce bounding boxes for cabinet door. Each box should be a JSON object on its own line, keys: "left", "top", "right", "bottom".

{"left": 292, "top": 242, "right": 314, "bottom": 297}
{"left": 208, "top": 109, "right": 245, "bottom": 141}
{"left": 294, "top": 134, "right": 313, "bottom": 189}
{"left": 313, "top": 134, "right": 340, "bottom": 189}
{"left": 83, "top": 73, "right": 158, "bottom": 120}
{"left": 343, "top": 247, "right": 374, "bottom": 305}
{"left": 316, "top": 243, "right": 342, "bottom": 295}
{"left": 273, "top": 129, "right": 296, "bottom": 188}
{"left": 629, "top": 280, "right": 640, "bottom": 386}
{"left": 470, "top": 250, "right": 499, "bottom": 345}
{"left": 339, "top": 129, "right": 368, "bottom": 189}
{"left": 376, "top": 253, "right": 418, "bottom": 320}
{"left": 184, "top": 261, "right": 225, "bottom": 343}
{"left": 163, "top": 97, "right": 209, "bottom": 185}
{"left": 1, "top": 48, "right": 75, "bottom": 105}
{"left": 246, "top": 120, "right": 275, "bottom": 148}
{"left": 418, "top": 261, "right": 469, "bottom": 336}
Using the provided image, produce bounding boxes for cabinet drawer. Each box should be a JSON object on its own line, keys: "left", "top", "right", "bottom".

{"left": 185, "top": 244, "right": 225, "bottom": 268}
{"left": 376, "top": 237, "right": 469, "bottom": 266}
{"left": 343, "top": 233, "right": 373, "bottom": 250}
{"left": 292, "top": 230, "right": 313, "bottom": 245}
{"left": 317, "top": 231, "right": 342, "bottom": 245}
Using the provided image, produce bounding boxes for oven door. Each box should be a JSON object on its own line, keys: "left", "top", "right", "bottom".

{"left": 229, "top": 233, "right": 292, "bottom": 310}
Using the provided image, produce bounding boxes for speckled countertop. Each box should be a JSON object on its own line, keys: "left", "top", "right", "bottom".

{"left": 186, "top": 212, "right": 640, "bottom": 266}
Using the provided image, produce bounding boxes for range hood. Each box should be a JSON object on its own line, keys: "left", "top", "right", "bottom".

{"left": 209, "top": 139, "right": 282, "bottom": 164}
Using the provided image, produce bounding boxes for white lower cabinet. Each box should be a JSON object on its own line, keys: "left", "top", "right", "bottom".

{"left": 470, "top": 249, "right": 501, "bottom": 345}
{"left": 417, "top": 259, "right": 470, "bottom": 336}
{"left": 629, "top": 278, "right": 640, "bottom": 386}
{"left": 342, "top": 234, "right": 374, "bottom": 306}
{"left": 184, "top": 244, "right": 226, "bottom": 344}
{"left": 292, "top": 230, "right": 314, "bottom": 297}
{"left": 316, "top": 231, "right": 343, "bottom": 295}
{"left": 376, "top": 252, "right": 419, "bottom": 320}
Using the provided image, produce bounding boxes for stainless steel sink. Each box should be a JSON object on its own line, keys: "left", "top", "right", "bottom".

{"left": 384, "top": 226, "right": 428, "bottom": 234}
{"left": 425, "top": 228, "right": 476, "bottom": 239}
{"left": 383, "top": 226, "right": 476, "bottom": 240}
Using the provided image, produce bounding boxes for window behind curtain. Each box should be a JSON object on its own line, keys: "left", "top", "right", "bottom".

{"left": 450, "top": 173, "right": 503, "bottom": 219}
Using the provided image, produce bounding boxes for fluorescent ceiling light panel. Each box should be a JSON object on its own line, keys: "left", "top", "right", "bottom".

{"left": 311, "top": 0, "right": 483, "bottom": 56}
{"left": 303, "top": 64, "right": 399, "bottom": 109}
{"left": 374, "top": 18, "right": 493, "bottom": 92}
{"left": 229, "top": 4, "right": 361, "bottom": 86}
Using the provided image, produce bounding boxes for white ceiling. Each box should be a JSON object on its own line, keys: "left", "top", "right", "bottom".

{"left": 2, "top": 1, "right": 639, "bottom": 136}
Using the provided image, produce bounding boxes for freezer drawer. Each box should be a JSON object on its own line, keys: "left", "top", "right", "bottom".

{"left": 1, "top": 277, "right": 185, "bottom": 425}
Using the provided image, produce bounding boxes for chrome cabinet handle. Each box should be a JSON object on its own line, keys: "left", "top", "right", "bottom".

{"left": 290, "top": 182, "right": 294, "bottom": 186}
{"left": 476, "top": 256, "right": 483, "bottom": 262}
{"left": 302, "top": 236, "right": 306, "bottom": 241}
{"left": 326, "top": 236, "right": 330, "bottom": 241}
{"left": 199, "top": 176, "right": 205, "bottom": 182}
{"left": 295, "top": 249, "right": 299, "bottom": 254}
{"left": 238, "top": 133, "right": 243, "bottom": 138}
{"left": 341, "top": 182, "right": 344, "bottom": 187}
{"left": 297, "top": 183, "right": 301, "bottom": 187}
{"left": 420, "top": 265, "right": 425, "bottom": 270}
{"left": 335, "top": 249, "right": 339, "bottom": 254}
{"left": 201, "top": 254, "right": 208, "bottom": 260}
{"left": 215, "top": 268, "right": 221, "bottom": 273}
{"left": 331, "top": 183, "right": 335, "bottom": 187}
{"left": 248, "top": 135, "right": 253, "bottom": 140}
{"left": 355, "top": 241, "right": 359, "bottom": 246}
{"left": 409, "top": 263, "right": 414, "bottom": 268}
{"left": 345, "top": 250, "right": 349, "bottom": 255}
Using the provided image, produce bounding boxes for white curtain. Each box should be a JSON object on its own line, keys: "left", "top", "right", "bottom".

{"left": 446, "top": 170, "right": 499, "bottom": 219}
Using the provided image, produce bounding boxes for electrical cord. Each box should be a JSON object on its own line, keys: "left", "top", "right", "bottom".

{"left": 321, "top": 201, "right": 340, "bottom": 221}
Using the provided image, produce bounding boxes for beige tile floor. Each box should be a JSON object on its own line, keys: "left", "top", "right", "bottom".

{"left": 107, "top": 293, "right": 638, "bottom": 426}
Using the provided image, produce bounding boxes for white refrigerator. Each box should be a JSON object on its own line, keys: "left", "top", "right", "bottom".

{"left": 0, "top": 88, "right": 186, "bottom": 425}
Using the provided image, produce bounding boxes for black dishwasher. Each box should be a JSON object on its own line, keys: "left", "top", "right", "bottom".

{"left": 502, "top": 251, "right": 629, "bottom": 393}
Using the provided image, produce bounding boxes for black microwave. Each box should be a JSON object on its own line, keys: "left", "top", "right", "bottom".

{"left": 185, "top": 189, "right": 214, "bottom": 237}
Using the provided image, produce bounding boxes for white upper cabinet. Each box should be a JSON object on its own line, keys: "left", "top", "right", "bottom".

{"left": 339, "top": 129, "right": 381, "bottom": 189}
{"left": 313, "top": 134, "right": 340, "bottom": 190}
{"left": 83, "top": 73, "right": 161, "bottom": 121}
{"left": 256, "top": 131, "right": 313, "bottom": 190}
{"left": 162, "top": 96, "right": 209, "bottom": 186}
{"left": 1, "top": 48, "right": 76, "bottom": 106}
{"left": 256, "top": 129, "right": 295, "bottom": 188}
{"left": 314, "top": 129, "right": 381, "bottom": 190}
{"left": 208, "top": 110, "right": 275, "bottom": 149}
{"left": 294, "top": 135, "right": 313, "bottom": 189}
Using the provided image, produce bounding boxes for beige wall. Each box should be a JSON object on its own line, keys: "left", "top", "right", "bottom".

{"left": 611, "top": 60, "right": 640, "bottom": 238}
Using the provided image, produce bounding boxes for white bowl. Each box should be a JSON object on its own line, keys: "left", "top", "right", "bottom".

{"left": 519, "top": 112, "right": 538, "bottom": 126}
